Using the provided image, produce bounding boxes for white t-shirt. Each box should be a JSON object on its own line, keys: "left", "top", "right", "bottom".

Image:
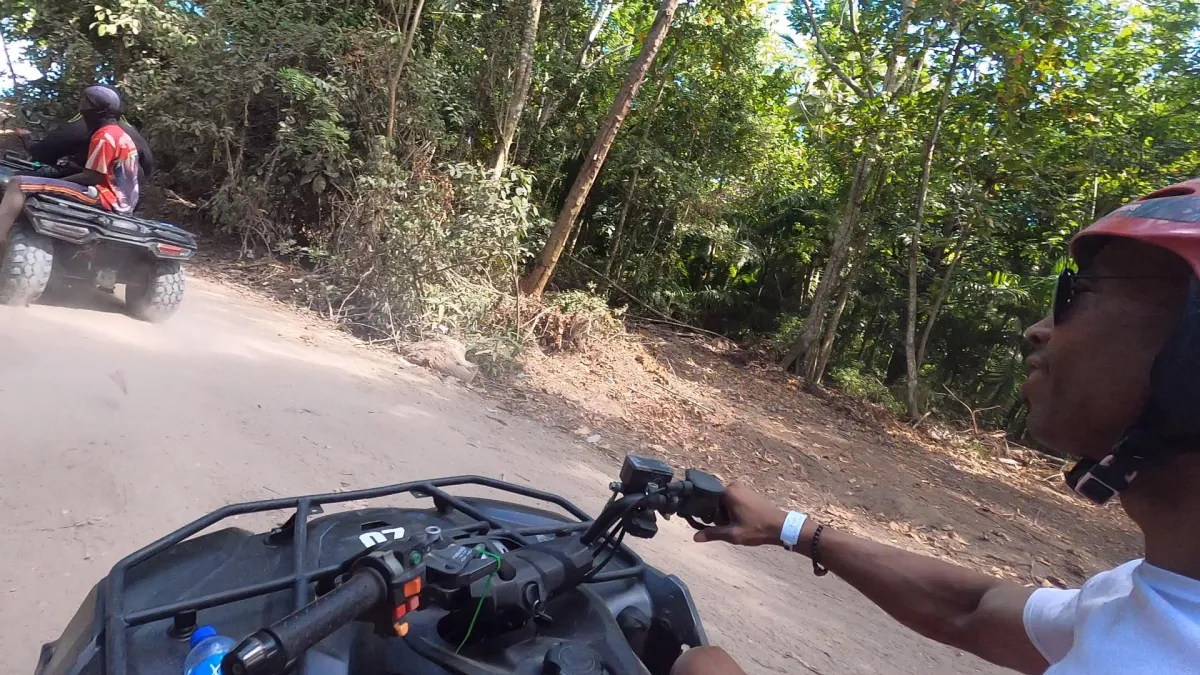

{"left": 1023, "top": 559, "right": 1200, "bottom": 674}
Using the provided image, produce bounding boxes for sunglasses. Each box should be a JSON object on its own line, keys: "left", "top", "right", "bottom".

{"left": 1052, "top": 269, "right": 1080, "bottom": 324}
{"left": 1052, "top": 269, "right": 1184, "bottom": 324}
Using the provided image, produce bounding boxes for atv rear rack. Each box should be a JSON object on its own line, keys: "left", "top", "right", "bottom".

{"left": 101, "top": 476, "right": 642, "bottom": 675}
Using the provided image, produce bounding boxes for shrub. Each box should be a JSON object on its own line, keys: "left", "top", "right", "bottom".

{"left": 829, "top": 367, "right": 905, "bottom": 415}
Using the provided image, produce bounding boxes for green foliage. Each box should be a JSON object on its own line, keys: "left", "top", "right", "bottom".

{"left": 770, "top": 314, "right": 805, "bottom": 356}
{"left": 546, "top": 288, "right": 622, "bottom": 319}
{"left": 318, "top": 157, "right": 544, "bottom": 338}
{"left": 3, "top": 0, "right": 1197, "bottom": 413}
{"left": 829, "top": 367, "right": 904, "bottom": 416}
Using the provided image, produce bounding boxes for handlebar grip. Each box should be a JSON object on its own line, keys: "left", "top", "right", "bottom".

{"left": 223, "top": 568, "right": 388, "bottom": 675}
{"left": 680, "top": 469, "right": 726, "bottom": 526}
{"left": 273, "top": 569, "right": 387, "bottom": 657}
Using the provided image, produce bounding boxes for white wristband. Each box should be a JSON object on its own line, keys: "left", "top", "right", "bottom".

{"left": 781, "top": 511, "right": 808, "bottom": 550}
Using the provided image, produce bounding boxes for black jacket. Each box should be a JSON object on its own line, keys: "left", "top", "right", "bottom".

{"left": 28, "top": 117, "right": 155, "bottom": 177}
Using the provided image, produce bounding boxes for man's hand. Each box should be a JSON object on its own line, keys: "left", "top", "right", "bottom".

{"left": 691, "top": 484, "right": 1048, "bottom": 675}
{"left": 33, "top": 165, "right": 64, "bottom": 179}
{"left": 694, "top": 483, "right": 787, "bottom": 547}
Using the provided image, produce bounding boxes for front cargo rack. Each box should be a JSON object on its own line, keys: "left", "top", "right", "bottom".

{"left": 100, "top": 476, "right": 643, "bottom": 675}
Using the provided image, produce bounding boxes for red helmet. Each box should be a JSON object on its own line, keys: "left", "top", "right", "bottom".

{"left": 1072, "top": 178, "right": 1200, "bottom": 274}
{"left": 1063, "top": 177, "right": 1200, "bottom": 504}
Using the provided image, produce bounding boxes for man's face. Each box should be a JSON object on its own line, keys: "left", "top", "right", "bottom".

{"left": 1022, "top": 239, "right": 1189, "bottom": 459}
{"left": 79, "top": 94, "right": 100, "bottom": 131}
{"left": 79, "top": 87, "right": 119, "bottom": 131}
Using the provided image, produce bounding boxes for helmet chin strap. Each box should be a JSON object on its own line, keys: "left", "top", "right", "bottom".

{"left": 1065, "top": 277, "right": 1200, "bottom": 505}
{"left": 1065, "top": 433, "right": 1154, "bottom": 505}
{"left": 1064, "top": 459, "right": 1124, "bottom": 506}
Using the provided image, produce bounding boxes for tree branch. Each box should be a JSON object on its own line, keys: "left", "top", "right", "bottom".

{"left": 798, "top": 0, "right": 869, "bottom": 99}
{"left": 578, "top": 0, "right": 621, "bottom": 67}
{"left": 882, "top": 0, "right": 916, "bottom": 95}
{"left": 844, "top": 0, "right": 873, "bottom": 93}
{"left": 917, "top": 224, "right": 968, "bottom": 367}
{"left": 568, "top": 256, "right": 726, "bottom": 339}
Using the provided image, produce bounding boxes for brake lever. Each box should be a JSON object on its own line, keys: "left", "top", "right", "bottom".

{"left": 682, "top": 504, "right": 729, "bottom": 531}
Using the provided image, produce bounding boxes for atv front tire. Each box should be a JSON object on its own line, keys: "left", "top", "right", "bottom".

{"left": 0, "top": 227, "right": 54, "bottom": 306}
{"left": 126, "top": 261, "right": 185, "bottom": 323}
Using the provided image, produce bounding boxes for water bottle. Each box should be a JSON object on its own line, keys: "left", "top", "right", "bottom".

{"left": 183, "top": 626, "right": 237, "bottom": 675}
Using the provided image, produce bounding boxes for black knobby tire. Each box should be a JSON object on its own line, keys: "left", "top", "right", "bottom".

{"left": 0, "top": 227, "right": 55, "bottom": 306}
{"left": 127, "top": 260, "right": 185, "bottom": 323}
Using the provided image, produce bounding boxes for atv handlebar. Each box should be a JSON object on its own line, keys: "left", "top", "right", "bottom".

{"left": 581, "top": 466, "right": 728, "bottom": 544}
{"left": 223, "top": 568, "right": 388, "bottom": 675}
{"left": 223, "top": 457, "right": 725, "bottom": 675}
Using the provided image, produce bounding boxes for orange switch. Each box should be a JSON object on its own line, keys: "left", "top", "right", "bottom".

{"left": 403, "top": 578, "right": 422, "bottom": 597}
{"left": 394, "top": 622, "right": 410, "bottom": 637}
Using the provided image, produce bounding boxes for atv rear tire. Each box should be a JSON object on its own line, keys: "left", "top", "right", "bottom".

{"left": 126, "top": 261, "right": 185, "bottom": 323}
{"left": 0, "top": 227, "right": 54, "bottom": 306}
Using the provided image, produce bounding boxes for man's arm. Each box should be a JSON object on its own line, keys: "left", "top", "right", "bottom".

{"left": 696, "top": 485, "right": 1050, "bottom": 675}
{"left": 27, "top": 119, "right": 92, "bottom": 165}
{"left": 800, "top": 527, "right": 1046, "bottom": 673}
{"left": 62, "top": 168, "right": 105, "bottom": 186}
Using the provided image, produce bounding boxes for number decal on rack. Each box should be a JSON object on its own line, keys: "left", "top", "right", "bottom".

{"left": 359, "top": 527, "right": 406, "bottom": 548}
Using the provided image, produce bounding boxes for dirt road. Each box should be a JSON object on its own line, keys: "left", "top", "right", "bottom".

{"left": 0, "top": 277, "right": 1007, "bottom": 675}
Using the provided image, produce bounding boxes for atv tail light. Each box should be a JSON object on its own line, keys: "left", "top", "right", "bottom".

{"left": 154, "top": 243, "right": 188, "bottom": 257}
{"left": 38, "top": 219, "right": 90, "bottom": 239}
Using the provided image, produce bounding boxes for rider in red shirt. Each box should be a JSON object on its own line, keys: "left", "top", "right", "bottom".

{"left": 0, "top": 86, "right": 141, "bottom": 244}
{"left": 84, "top": 120, "right": 141, "bottom": 213}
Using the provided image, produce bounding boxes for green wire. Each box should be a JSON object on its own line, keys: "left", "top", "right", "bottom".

{"left": 455, "top": 548, "right": 503, "bottom": 654}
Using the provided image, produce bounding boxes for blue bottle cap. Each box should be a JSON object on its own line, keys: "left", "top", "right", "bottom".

{"left": 189, "top": 625, "right": 217, "bottom": 648}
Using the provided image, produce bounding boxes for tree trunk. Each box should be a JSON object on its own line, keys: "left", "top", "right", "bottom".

{"left": 527, "top": 0, "right": 619, "bottom": 153}
{"left": 917, "top": 224, "right": 969, "bottom": 368}
{"left": 604, "top": 166, "right": 640, "bottom": 279}
{"left": 385, "top": 0, "right": 427, "bottom": 139}
{"left": 881, "top": 0, "right": 916, "bottom": 95}
{"left": 634, "top": 209, "right": 669, "bottom": 285}
{"left": 884, "top": 340, "right": 906, "bottom": 385}
{"left": 799, "top": 262, "right": 816, "bottom": 304}
{"left": 491, "top": 0, "right": 543, "bottom": 177}
{"left": 904, "top": 36, "right": 964, "bottom": 419}
{"left": 779, "top": 152, "right": 873, "bottom": 376}
{"left": 577, "top": 0, "right": 619, "bottom": 67}
{"left": 565, "top": 214, "right": 586, "bottom": 258}
{"left": 520, "top": 0, "right": 680, "bottom": 297}
{"left": 813, "top": 259, "right": 861, "bottom": 383}
{"left": 807, "top": 163, "right": 887, "bottom": 381}
{"left": 603, "top": 61, "right": 672, "bottom": 284}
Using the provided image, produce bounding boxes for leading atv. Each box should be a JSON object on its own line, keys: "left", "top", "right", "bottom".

{"left": 0, "top": 153, "right": 197, "bottom": 322}
{"left": 34, "top": 455, "right": 725, "bottom": 675}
